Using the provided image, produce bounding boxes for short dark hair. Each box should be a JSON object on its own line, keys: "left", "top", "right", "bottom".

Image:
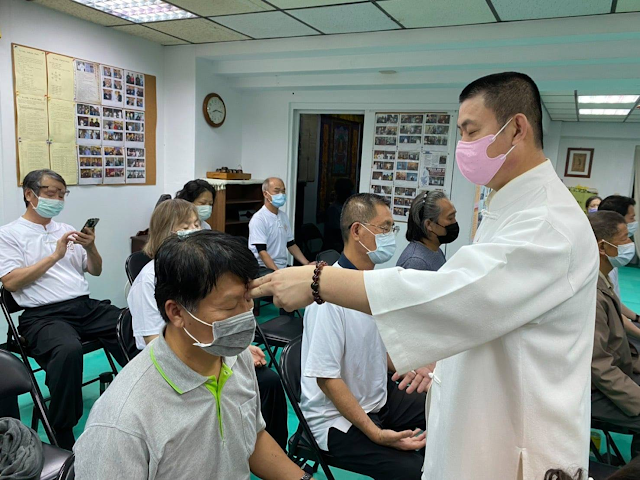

{"left": 598, "top": 195, "right": 636, "bottom": 218}
{"left": 459, "top": 72, "right": 543, "bottom": 149}
{"left": 22, "top": 169, "right": 67, "bottom": 207}
{"left": 585, "top": 195, "right": 601, "bottom": 210}
{"left": 588, "top": 210, "right": 626, "bottom": 242}
{"left": 406, "top": 190, "right": 448, "bottom": 242}
{"left": 340, "top": 193, "right": 388, "bottom": 243}
{"left": 175, "top": 179, "right": 216, "bottom": 205}
{"left": 154, "top": 230, "right": 258, "bottom": 321}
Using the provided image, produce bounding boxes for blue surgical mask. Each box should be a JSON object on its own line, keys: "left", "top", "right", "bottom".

{"left": 196, "top": 205, "right": 212, "bottom": 222}
{"left": 604, "top": 240, "right": 636, "bottom": 269}
{"left": 31, "top": 193, "right": 64, "bottom": 219}
{"left": 587, "top": 208, "right": 598, "bottom": 214}
{"left": 628, "top": 221, "right": 638, "bottom": 238}
{"left": 359, "top": 224, "right": 396, "bottom": 264}
{"left": 268, "top": 193, "right": 286, "bottom": 208}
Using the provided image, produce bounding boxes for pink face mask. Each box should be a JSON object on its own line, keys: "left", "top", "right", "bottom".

{"left": 455, "top": 118, "right": 516, "bottom": 185}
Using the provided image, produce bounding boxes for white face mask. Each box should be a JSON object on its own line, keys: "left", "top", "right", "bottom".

{"left": 181, "top": 307, "right": 256, "bottom": 357}
{"left": 358, "top": 224, "right": 396, "bottom": 264}
{"left": 627, "top": 221, "right": 638, "bottom": 238}
{"left": 603, "top": 240, "right": 636, "bottom": 269}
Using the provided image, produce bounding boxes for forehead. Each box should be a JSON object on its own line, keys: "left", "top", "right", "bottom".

{"left": 438, "top": 198, "right": 455, "bottom": 213}
{"left": 41, "top": 175, "right": 65, "bottom": 188}
{"left": 458, "top": 95, "right": 497, "bottom": 126}
{"left": 614, "top": 223, "right": 629, "bottom": 238}
{"left": 200, "top": 273, "right": 247, "bottom": 308}
{"left": 270, "top": 179, "right": 285, "bottom": 189}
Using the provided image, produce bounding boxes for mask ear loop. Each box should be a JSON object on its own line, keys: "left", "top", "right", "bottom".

{"left": 357, "top": 223, "right": 374, "bottom": 253}
{"left": 488, "top": 117, "right": 517, "bottom": 158}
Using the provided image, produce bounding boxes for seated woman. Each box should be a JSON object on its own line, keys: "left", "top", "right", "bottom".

{"left": 585, "top": 195, "right": 601, "bottom": 214}
{"left": 128, "top": 199, "right": 288, "bottom": 448}
{"left": 175, "top": 179, "right": 216, "bottom": 230}
{"left": 397, "top": 190, "right": 458, "bottom": 272}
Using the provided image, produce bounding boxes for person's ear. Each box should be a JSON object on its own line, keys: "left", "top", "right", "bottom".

{"left": 511, "top": 113, "right": 528, "bottom": 146}
{"left": 164, "top": 300, "right": 186, "bottom": 328}
{"left": 424, "top": 219, "right": 434, "bottom": 233}
{"left": 597, "top": 240, "right": 609, "bottom": 257}
{"left": 25, "top": 190, "right": 37, "bottom": 207}
{"left": 351, "top": 222, "right": 361, "bottom": 241}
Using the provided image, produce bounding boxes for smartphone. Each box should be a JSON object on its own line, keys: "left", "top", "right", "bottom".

{"left": 82, "top": 218, "right": 100, "bottom": 231}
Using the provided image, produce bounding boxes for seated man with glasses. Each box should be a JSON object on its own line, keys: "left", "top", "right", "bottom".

{"left": 0, "top": 169, "right": 131, "bottom": 450}
{"left": 75, "top": 231, "right": 312, "bottom": 480}
{"left": 300, "top": 193, "right": 427, "bottom": 480}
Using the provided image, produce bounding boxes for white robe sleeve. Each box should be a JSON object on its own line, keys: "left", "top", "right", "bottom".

{"left": 364, "top": 216, "right": 577, "bottom": 374}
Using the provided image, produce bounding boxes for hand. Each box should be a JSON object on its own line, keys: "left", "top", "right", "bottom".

{"left": 249, "top": 266, "right": 315, "bottom": 312}
{"left": 74, "top": 228, "right": 96, "bottom": 251}
{"left": 249, "top": 345, "right": 267, "bottom": 368}
{"left": 392, "top": 363, "right": 436, "bottom": 394}
{"left": 307, "top": 261, "right": 317, "bottom": 266}
{"left": 374, "top": 428, "right": 426, "bottom": 451}
{"left": 53, "top": 231, "right": 80, "bottom": 261}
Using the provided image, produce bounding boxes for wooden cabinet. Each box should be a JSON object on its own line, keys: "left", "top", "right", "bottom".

{"left": 205, "top": 180, "right": 264, "bottom": 238}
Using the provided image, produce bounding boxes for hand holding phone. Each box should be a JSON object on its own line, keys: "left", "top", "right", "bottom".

{"left": 82, "top": 218, "right": 100, "bottom": 233}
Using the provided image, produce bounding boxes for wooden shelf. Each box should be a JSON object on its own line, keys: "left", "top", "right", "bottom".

{"left": 226, "top": 199, "right": 263, "bottom": 205}
{"left": 225, "top": 220, "right": 250, "bottom": 225}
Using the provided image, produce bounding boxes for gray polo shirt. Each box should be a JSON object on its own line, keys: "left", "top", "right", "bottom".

{"left": 396, "top": 240, "right": 446, "bottom": 271}
{"left": 74, "top": 332, "right": 266, "bottom": 480}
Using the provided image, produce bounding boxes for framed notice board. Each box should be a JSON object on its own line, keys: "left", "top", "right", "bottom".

{"left": 12, "top": 43, "right": 156, "bottom": 186}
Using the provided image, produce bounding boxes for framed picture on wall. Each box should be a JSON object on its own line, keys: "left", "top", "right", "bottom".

{"left": 564, "top": 148, "right": 594, "bottom": 178}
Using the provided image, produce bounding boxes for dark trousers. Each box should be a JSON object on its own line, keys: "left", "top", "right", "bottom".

{"left": 592, "top": 373, "right": 640, "bottom": 458}
{"left": 256, "top": 365, "right": 288, "bottom": 450}
{"left": 18, "top": 296, "right": 129, "bottom": 445}
{"left": 327, "top": 376, "right": 426, "bottom": 480}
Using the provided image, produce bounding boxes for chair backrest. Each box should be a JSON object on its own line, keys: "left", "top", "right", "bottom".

{"left": 316, "top": 249, "right": 340, "bottom": 266}
{"left": 301, "top": 223, "right": 325, "bottom": 259}
{"left": 1, "top": 287, "right": 23, "bottom": 315}
{"left": 0, "top": 349, "right": 33, "bottom": 398}
{"left": 116, "top": 308, "right": 139, "bottom": 365}
{"left": 280, "top": 335, "right": 303, "bottom": 403}
{"left": 57, "top": 455, "right": 75, "bottom": 480}
{"left": 125, "top": 251, "right": 152, "bottom": 283}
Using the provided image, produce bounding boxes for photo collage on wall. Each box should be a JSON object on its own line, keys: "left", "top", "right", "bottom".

{"left": 371, "top": 112, "right": 452, "bottom": 221}
{"left": 77, "top": 66, "right": 146, "bottom": 185}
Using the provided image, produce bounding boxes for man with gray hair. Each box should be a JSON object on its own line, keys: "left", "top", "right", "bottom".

{"left": 248, "top": 177, "right": 312, "bottom": 274}
{"left": 0, "top": 169, "right": 130, "bottom": 450}
{"left": 397, "top": 191, "right": 458, "bottom": 271}
{"left": 301, "top": 193, "right": 426, "bottom": 479}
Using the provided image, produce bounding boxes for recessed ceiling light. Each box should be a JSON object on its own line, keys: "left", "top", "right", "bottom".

{"left": 72, "top": 0, "right": 196, "bottom": 23}
{"left": 578, "top": 95, "right": 639, "bottom": 104}
{"left": 579, "top": 109, "right": 630, "bottom": 115}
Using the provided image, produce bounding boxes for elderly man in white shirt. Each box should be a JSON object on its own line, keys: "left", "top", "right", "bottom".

{"left": 251, "top": 72, "right": 600, "bottom": 479}
{"left": 0, "top": 169, "right": 131, "bottom": 450}
{"left": 301, "top": 193, "right": 426, "bottom": 479}
{"left": 248, "top": 177, "right": 313, "bottom": 274}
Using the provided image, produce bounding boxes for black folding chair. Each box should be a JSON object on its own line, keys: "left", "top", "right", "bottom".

{"left": 1, "top": 287, "right": 119, "bottom": 433}
{"left": 277, "top": 335, "right": 336, "bottom": 480}
{"left": 301, "top": 223, "right": 326, "bottom": 263}
{"left": 255, "top": 311, "right": 303, "bottom": 367}
{"left": 590, "top": 419, "right": 637, "bottom": 466}
{"left": 116, "top": 308, "right": 139, "bottom": 365}
{"left": 588, "top": 459, "right": 619, "bottom": 480}
{"left": 125, "top": 251, "right": 152, "bottom": 284}
{"left": 0, "top": 349, "right": 72, "bottom": 480}
{"left": 316, "top": 249, "right": 341, "bottom": 265}
{"left": 56, "top": 454, "right": 75, "bottom": 480}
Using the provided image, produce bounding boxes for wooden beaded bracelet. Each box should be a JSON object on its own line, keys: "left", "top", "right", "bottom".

{"left": 311, "top": 261, "right": 327, "bottom": 305}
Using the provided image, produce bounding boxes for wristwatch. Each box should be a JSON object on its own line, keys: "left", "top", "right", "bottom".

{"left": 301, "top": 473, "right": 313, "bottom": 480}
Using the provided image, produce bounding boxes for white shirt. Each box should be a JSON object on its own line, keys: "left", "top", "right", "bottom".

{"left": 0, "top": 217, "right": 90, "bottom": 308}
{"left": 301, "top": 262, "right": 388, "bottom": 451}
{"left": 608, "top": 268, "right": 621, "bottom": 299}
{"left": 127, "top": 261, "right": 164, "bottom": 350}
{"left": 364, "top": 161, "right": 599, "bottom": 480}
{"left": 248, "top": 205, "right": 294, "bottom": 269}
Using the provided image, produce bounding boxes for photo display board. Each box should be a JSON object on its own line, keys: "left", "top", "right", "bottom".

{"left": 12, "top": 44, "right": 156, "bottom": 186}
{"left": 370, "top": 112, "right": 456, "bottom": 221}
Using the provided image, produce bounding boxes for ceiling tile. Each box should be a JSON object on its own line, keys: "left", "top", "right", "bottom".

{"left": 33, "top": 0, "right": 131, "bottom": 26}
{"left": 290, "top": 3, "right": 400, "bottom": 34}
{"left": 146, "top": 18, "right": 249, "bottom": 43}
{"left": 269, "top": 0, "right": 360, "bottom": 7}
{"left": 378, "top": 0, "right": 495, "bottom": 28}
{"left": 113, "top": 25, "right": 189, "bottom": 45}
{"left": 541, "top": 96, "right": 575, "bottom": 104}
{"left": 616, "top": 0, "right": 640, "bottom": 12}
{"left": 169, "top": 0, "right": 274, "bottom": 16}
{"left": 491, "top": 0, "right": 610, "bottom": 21}
{"left": 213, "top": 12, "right": 320, "bottom": 38}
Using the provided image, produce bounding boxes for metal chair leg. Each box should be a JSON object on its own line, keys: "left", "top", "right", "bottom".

{"left": 105, "top": 349, "right": 119, "bottom": 375}
{"left": 590, "top": 438, "right": 605, "bottom": 463}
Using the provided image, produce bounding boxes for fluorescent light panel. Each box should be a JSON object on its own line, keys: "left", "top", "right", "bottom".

{"left": 579, "top": 109, "right": 630, "bottom": 115}
{"left": 578, "top": 95, "right": 639, "bottom": 104}
{"left": 72, "top": 0, "right": 196, "bottom": 23}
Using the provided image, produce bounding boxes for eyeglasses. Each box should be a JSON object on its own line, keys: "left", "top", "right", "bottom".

{"left": 362, "top": 222, "right": 400, "bottom": 235}
{"left": 37, "top": 185, "right": 70, "bottom": 199}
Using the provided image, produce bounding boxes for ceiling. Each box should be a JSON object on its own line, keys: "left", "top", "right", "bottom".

{"left": 541, "top": 92, "right": 640, "bottom": 123}
{"left": 31, "top": 0, "right": 640, "bottom": 46}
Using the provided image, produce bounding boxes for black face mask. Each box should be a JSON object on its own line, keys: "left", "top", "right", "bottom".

{"left": 434, "top": 222, "right": 459, "bottom": 244}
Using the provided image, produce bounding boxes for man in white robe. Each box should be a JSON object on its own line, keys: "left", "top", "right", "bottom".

{"left": 250, "top": 72, "right": 599, "bottom": 480}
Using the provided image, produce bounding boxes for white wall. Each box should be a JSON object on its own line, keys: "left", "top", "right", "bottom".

{"left": 554, "top": 122, "right": 640, "bottom": 198}
{"left": 0, "top": 0, "right": 166, "bottom": 341}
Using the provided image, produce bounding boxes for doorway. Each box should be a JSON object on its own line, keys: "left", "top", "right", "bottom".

{"left": 294, "top": 113, "right": 364, "bottom": 261}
